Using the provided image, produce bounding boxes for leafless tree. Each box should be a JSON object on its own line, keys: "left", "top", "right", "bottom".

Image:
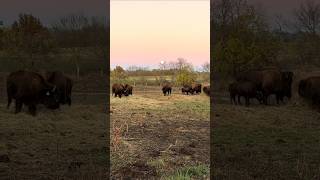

{"left": 294, "top": 0, "right": 320, "bottom": 35}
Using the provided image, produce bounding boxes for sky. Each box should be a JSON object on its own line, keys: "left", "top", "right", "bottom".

{"left": 110, "top": 0, "right": 210, "bottom": 69}
{"left": 0, "top": 0, "right": 108, "bottom": 26}
{"left": 249, "top": 0, "right": 301, "bottom": 28}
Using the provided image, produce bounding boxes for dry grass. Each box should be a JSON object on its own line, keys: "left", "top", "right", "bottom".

{"left": 110, "top": 91, "right": 210, "bottom": 179}
{"left": 213, "top": 94, "right": 320, "bottom": 179}
{"left": 0, "top": 103, "right": 108, "bottom": 180}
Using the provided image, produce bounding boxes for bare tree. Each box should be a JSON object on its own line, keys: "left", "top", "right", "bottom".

{"left": 202, "top": 62, "right": 210, "bottom": 72}
{"left": 294, "top": 0, "right": 320, "bottom": 35}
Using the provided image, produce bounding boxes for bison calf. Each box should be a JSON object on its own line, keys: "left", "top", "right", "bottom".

{"left": 229, "top": 81, "right": 263, "bottom": 106}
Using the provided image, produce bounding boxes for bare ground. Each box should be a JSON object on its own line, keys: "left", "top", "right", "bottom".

{"left": 110, "top": 91, "right": 210, "bottom": 179}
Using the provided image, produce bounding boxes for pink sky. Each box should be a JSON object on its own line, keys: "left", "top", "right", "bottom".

{"left": 111, "top": 1, "right": 210, "bottom": 69}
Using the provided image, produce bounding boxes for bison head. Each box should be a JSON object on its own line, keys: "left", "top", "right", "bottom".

{"left": 41, "top": 86, "right": 60, "bottom": 109}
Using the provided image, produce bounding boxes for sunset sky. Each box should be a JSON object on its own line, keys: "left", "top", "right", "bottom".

{"left": 110, "top": 0, "right": 210, "bottom": 69}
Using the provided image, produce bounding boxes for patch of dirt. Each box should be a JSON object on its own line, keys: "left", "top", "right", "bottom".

{"left": 112, "top": 161, "right": 157, "bottom": 179}
{"left": 111, "top": 92, "right": 210, "bottom": 178}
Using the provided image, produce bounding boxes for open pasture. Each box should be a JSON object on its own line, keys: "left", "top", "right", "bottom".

{"left": 110, "top": 87, "right": 210, "bottom": 179}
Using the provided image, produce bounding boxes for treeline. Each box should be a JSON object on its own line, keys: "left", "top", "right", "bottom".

{"left": 211, "top": 0, "right": 320, "bottom": 77}
{"left": 111, "top": 58, "right": 210, "bottom": 86}
{"left": 0, "top": 13, "right": 108, "bottom": 76}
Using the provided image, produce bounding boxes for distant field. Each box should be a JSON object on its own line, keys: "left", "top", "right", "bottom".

{"left": 111, "top": 74, "right": 209, "bottom": 85}
{"left": 111, "top": 90, "right": 210, "bottom": 179}
{"left": 128, "top": 75, "right": 173, "bottom": 81}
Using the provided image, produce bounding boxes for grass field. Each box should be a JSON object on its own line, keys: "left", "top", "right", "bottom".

{"left": 110, "top": 89, "right": 210, "bottom": 179}
{"left": 213, "top": 90, "right": 320, "bottom": 179}
{"left": 0, "top": 74, "right": 108, "bottom": 179}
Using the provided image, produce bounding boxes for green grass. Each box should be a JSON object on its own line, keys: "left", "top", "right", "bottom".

{"left": 163, "top": 165, "right": 209, "bottom": 180}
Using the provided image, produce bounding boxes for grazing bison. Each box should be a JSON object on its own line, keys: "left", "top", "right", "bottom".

{"left": 203, "top": 85, "right": 210, "bottom": 96}
{"left": 236, "top": 69, "right": 293, "bottom": 105}
{"left": 45, "top": 71, "right": 73, "bottom": 106}
{"left": 112, "top": 83, "right": 125, "bottom": 98}
{"left": 181, "top": 85, "right": 194, "bottom": 95}
{"left": 7, "top": 70, "right": 60, "bottom": 116}
{"left": 298, "top": 76, "right": 320, "bottom": 106}
{"left": 192, "top": 83, "right": 202, "bottom": 94}
{"left": 123, "top": 84, "right": 133, "bottom": 96}
{"left": 162, "top": 84, "right": 172, "bottom": 96}
{"left": 229, "top": 81, "right": 263, "bottom": 106}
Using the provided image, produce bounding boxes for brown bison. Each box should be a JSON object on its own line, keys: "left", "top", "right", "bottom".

{"left": 299, "top": 76, "right": 320, "bottom": 106}
{"left": 236, "top": 69, "right": 293, "bottom": 105}
{"left": 203, "top": 85, "right": 210, "bottom": 96}
{"left": 7, "top": 70, "right": 60, "bottom": 116}
{"left": 112, "top": 83, "right": 125, "bottom": 98}
{"left": 181, "top": 85, "right": 194, "bottom": 95}
{"left": 192, "top": 83, "right": 202, "bottom": 94}
{"left": 45, "top": 71, "right": 73, "bottom": 106}
{"left": 162, "top": 84, "right": 172, "bottom": 96}
{"left": 229, "top": 81, "right": 263, "bottom": 106}
{"left": 123, "top": 84, "right": 133, "bottom": 96}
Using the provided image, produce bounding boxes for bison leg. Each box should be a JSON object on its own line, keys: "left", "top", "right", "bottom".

{"left": 67, "top": 97, "right": 71, "bottom": 106}
{"left": 238, "top": 96, "right": 242, "bottom": 105}
{"left": 7, "top": 97, "right": 12, "bottom": 109}
{"left": 28, "top": 104, "right": 36, "bottom": 116}
{"left": 15, "top": 100, "right": 23, "bottom": 114}
{"left": 245, "top": 97, "right": 249, "bottom": 106}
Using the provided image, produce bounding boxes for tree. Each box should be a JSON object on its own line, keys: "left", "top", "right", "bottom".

{"left": 212, "top": 0, "right": 279, "bottom": 76}
{"left": 51, "top": 14, "right": 107, "bottom": 78}
{"left": 111, "top": 66, "right": 128, "bottom": 82}
{"left": 176, "top": 67, "right": 197, "bottom": 86}
{"left": 3, "top": 14, "right": 55, "bottom": 69}
{"left": 202, "top": 62, "right": 210, "bottom": 72}
{"left": 294, "top": 0, "right": 320, "bottom": 35}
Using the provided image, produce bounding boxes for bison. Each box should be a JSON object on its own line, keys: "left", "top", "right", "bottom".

{"left": 45, "top": 71, "right": 73, "bottom": 106}
{"left": 162, "top": 84, "right": 172, "bottom": 96}
{"left": 123, "top": 84, "right": 133, "bottom": 96}
{"left": 203, "top": 85, "right": 210, "bottom": 96}
{"left": 181, "top": 85, "right": 194, "bottom": 95}
{"left": 229, "top": 81, "right": 263, "bottom": 106}
{"left": 112, "top": 83, "right": 125, "bottom": 98}
{"left": 235, "top": 69, "right": 293, "bottom": 105}
{"left": 192, "top": 83, "right": 202, "bottom": 94}
{"left": 7, "top": 70, "right": 60, "bottom": 116}
{"left": 298, "top": 76, "right": 320, "bottom": 106}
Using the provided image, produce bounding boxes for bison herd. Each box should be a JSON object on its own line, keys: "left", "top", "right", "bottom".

{"left": 111, "top": 83, "right": 133, "bottom": 98}
{"left": 112, "top": 82, "right": 210, "bottom": 98}
{"left": 6, "top": 70, "right": 73, "bottom": 116}
{"left": 228, "top": 69, "right": 320, "bottom": 108}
